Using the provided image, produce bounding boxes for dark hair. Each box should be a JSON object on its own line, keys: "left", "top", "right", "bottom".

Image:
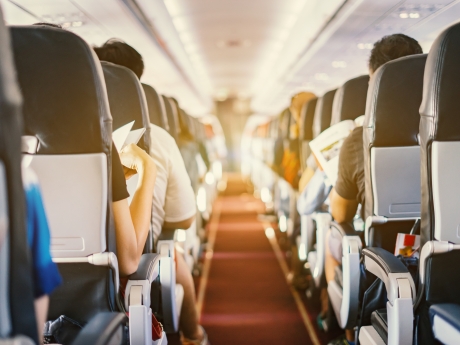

{"left": 33, "top": 22, "right": 63, "bottom": 29}
{"left": 93, "top": 39, "right": 144, "bottom": 79}
{"left": 369, "top": 34, "right": 423, "bottom": 73}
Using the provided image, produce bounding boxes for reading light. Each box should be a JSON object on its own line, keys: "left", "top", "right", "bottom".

{"left": 409, "top": 12, "right": 420, "bottom": 18}
{"left": 357, "top": 43, "right": 373, "bottom": 50}
{"left": 332, "top": 61, "right": 347, "bottom": 68}
{"left": 315, "top": 73, "right": 329, "bottom": 81}
{"left": 399, "top": 12, "right": 409, "bottom": 18}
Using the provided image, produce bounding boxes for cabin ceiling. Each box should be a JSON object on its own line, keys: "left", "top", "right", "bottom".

{"left": 2, "top": 0, "right": 460, "bottom": 116}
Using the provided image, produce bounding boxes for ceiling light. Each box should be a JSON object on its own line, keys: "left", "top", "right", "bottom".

{"left": 332, "top": 61, "right": 347, "bottom": 68}
{"left": 357, "top": 43, "right": 373, "bottom": 50}
{"left": 400, "top": 12, "right": 409, "bottom": 19}
{"left": 215, "top": 89, "right": 228, "bottom": 102}
{"left": 314, "top": 73, "right": 329, "bottom": 81}
{"left": 409, "top": 12, "right": 420, "bottom": 18}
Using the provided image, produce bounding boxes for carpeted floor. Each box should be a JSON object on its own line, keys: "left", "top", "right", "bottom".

{"left": 169, "top": 174, "right": 339, "bottom": 344}
{"left": 197, "top": 175, "right": 314, "bottom": 344}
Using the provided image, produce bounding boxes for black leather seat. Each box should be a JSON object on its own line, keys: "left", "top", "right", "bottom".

{"left": 312, "top": 89, "right": 336, "bottom": 138}
{"left": 162, "top": 95, "right": 179, "bottom": 141}
{"left": 101, "top": 61, "right": 151, "bottom": 154}
{"left": 330, "top": 75, "right": 369, "bottom": 125}
{"left": 10, "top": 25, "right": 159, "bottom": 343}
{"left": 142, "top": 83, "right": 169, "bottom": 131}
{"left": 298, "top": 97, "right": 317, "bottom": 172}
{"left": 0, "top": 14, "right": 37, "bottom": 344}
{"left": 415, "top": 21, "right": 460, "bottom": 345}
{"left": 357, "top": 54, "right": 427, "bottom": 345}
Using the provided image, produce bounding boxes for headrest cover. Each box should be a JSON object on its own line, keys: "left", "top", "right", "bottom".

{"left": 420, "top": 23, "right": 460, "bottom": 142}
{"left": 0, "top": 19, "right": 37, "bottom": 341}
{"left": 163, "top": 95, "right": 179, "bottom": 141}
{"left": 299, "top": 98, "right": 317, "bottom": 141}
{"left": 331, "top": 75, "right": 369, "bottom": 126}
{"left": 313, "top": 89, "right": 336, "bottom": 138}
{"left": 101, "top": 62, "right": 150, "bottom": 153}
{"left": 364, "top": 54, "right": 426, "bottom": 148}
{"left": 11, "top": 26, "right": 111, "bottom": 154}
{"left": 142, "top": 83, "right": 169, "bottom": 131}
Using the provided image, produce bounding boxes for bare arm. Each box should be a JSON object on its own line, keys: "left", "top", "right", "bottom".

{"left": 35, "top": 295, "right": 49, "bottom": 344}
{"left": 330, "top": 188, "right": 358, "bottom": 223}
{"left": 163, "top": 214, "right": 196, "bottom": 230}
{"left": 113, "top": 144, "right": 156, "bottom": 276}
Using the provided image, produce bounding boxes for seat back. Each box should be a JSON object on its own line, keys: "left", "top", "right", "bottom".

{"left": 11, "top": 25, "right": 116, "bottom": 323}
{"left": 0, "top": 15, "right": 37, "bottom": 343}
{"left": 163, "top": 95, "right": 179, "bottom": 141}
{"left": 12, "top": 25, "right": 113, "bottom": 258}
{"left": 299, "top": 98, "right": 317, "bottom": 171}
{"left": 363, "top": 55, "right": 426, "bottom": 222}
{"left": 420, "top": 23, "right": 460, "bottom": 245}
{"left": 331, "top": 75, "right": 369, "bottom": 126}
{"left": 142, "top": 83, "right": 169, "bottom": 131}
{"left": 102, "top": 62, "right": 151, "bottom": 154}
{"left": 313, "top": 89, "right": 336, "bottom": 138}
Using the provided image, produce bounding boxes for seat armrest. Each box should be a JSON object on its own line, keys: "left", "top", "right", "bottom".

{"left": 362, "top": 248, "right": 416, "bottom": 345}
{"left": 128, "top": 253, "right": 161, "bottom": 282}
{"left": 125, "top": 253, "right": 161, "bottom": 309}
{"left": 331, "top": 221, "right": 356, "bottom": 237}
{"left": 71, "top": 312, "right": 127, "bottom": 345}
{"left": 362, "top": 247, "right": 415, "bottom": 304}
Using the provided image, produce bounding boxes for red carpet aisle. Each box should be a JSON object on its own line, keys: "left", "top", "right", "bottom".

{"left": 197, "top": 175, "right": 319, "bottom": 344}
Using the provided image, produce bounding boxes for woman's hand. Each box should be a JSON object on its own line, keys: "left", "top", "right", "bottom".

{"left": 119, "top": 144, "right": 156, "bottom": 179}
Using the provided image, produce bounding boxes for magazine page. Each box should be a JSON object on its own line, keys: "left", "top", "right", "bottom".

{"left": 112, "top": 121, "right": 135, "bottom": 151}
{"left": 309, "top": 120, "right": 356, "bottom": 186}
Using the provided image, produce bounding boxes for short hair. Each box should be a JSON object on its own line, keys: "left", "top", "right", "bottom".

{"left": 93, "top": 39, "right": 144, "bottom": 79}
{"left": 369, "top": 34, "right": 423, "bottom": 73}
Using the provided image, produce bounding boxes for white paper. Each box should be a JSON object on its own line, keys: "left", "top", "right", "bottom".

{"left": 309, "top": 120, "right": 356, "bottom": 186}
{"left": 112, "top": 121, "right": 135, "bottom": 152}
{"left": 123, "top": 128, "right": 146, "bottom": 148}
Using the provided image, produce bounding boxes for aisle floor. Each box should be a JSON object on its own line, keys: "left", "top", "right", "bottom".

{"left": 197, "top": 175, "right": 320, "bottom": 344}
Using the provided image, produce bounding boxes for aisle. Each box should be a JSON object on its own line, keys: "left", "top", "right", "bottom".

{"left": 198, "top": 175, "right": 319, "bottom": 344}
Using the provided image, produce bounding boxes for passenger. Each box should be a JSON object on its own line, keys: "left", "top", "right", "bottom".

{"left": 94, "top": 40, "right": 209, "bottom": 345}
{"left": 325, "top": 34, "right": 423, "bottom": 345}
{"left": 22, "top": 163, "right": 61, "bottom": 344}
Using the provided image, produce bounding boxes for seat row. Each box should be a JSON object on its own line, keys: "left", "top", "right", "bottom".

{"left": 247, "top": 23, "right": 460, "bottom": 345}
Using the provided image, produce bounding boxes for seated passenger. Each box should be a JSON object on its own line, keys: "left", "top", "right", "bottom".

{"left": 94, "top": 40, "right": 209, "bottom": 345}
{"left": 326, "top": 34, "right": 423, "bottom": 345}
{"left": 22, "top": 163, "right": 61, "bottom": 344}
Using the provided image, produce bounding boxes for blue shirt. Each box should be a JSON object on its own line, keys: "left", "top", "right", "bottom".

{"left": 23, "top": 165, "right": 61, "bottom": 298}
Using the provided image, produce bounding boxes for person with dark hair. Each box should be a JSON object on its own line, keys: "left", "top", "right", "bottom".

{"left": 94, "top": 39, "right": 144, "bottom": 79}
{"left": 325, "top": 33, "right": 423, "bottom": 345}
{"left": 94, "top": 41, "right": 209, "bottom": 345}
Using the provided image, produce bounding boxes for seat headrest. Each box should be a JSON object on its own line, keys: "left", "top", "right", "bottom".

{"left": 420, "top": 23, "right": 460, "bottom": 142}
{"left": 279, "top": 108, "right": 291, "bottom": 139}
{"left": 162, "top": 95, "right": 179, "bottom": 141}
{"left": 11, "top": 26, "right": 111, "bottom": 154}
{"left": 299, "top": 98, "right": 317, "bottom": 141}
{"left": 142, "top": 83, "right": 169, "bottom": 131}
{"left": 313, "top": 89, "right": 336, "bottom": 138}
{"left": 364, "top": 54, "right": 426, "bottom": 148}
{"left": 331, "top": 75, "right": 369, "bottom": 126}
{"left": 101, "top": 62, "right": 150, "bottom": 153}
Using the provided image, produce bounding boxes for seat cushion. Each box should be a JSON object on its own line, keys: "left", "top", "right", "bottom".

{"left": 430, "top": 303, "right": 460, "bottom": 345}
{"left": 371, "top": 309, "right": 388, "bottom": 344}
